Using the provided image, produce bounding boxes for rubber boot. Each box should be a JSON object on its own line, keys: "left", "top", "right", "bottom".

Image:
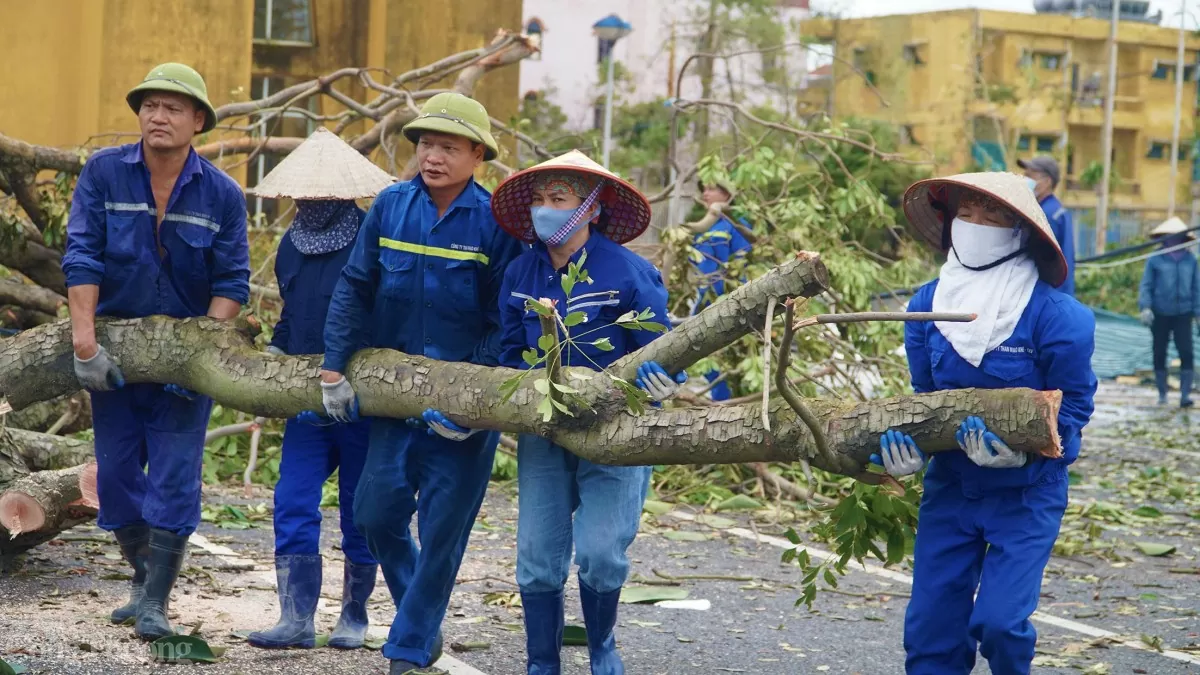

{"left": 109, "top": 524, "right": 150, "bottom": 625}
{"left": 579, "top": 581, "right": 624, "bottom": 675}
{"left": 1181, "top": 370, "right": 1194, "bottom": 408}
{"left": 387, "top": 631, "right": 444, "bottom": 674}
{"left": 521, "top": 589, "right": 565, "bottom": 674}
{"left": 248, "top": 555, "right": 322, "bottom": 649}
{"left": 1156, "top": 370, "right": 1170, "bottom": 405}
{"left": 329, "top": 561, "right": 378, "bottom": 649}
{"left": 134, "top": 529, "right": 188, "bottom": 641}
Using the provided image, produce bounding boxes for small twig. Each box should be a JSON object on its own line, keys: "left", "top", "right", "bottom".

{"left": 792, "top": 311, "right": 976, "bottom": 331}
{"left": 535, "top": 299, "right": 564, "bottom": 401}
{"left": 243, "top": 420, "right": 265, "bottom": 498}
{"left": 824, "top": 587, "right": 911, "bottom": 599}
{"left": 455, "top": 575, "right": 519, "bottom": 587}
{"left": 653, "top": 569, "right": 754, "bottom": 582}
{"left": 777, "top": 299, "right": 827, "bottom": 490}
{"left": 761, "top": 296, "right": 777, "bottom": 434}
{"left": 45, "top": 397, "right": 81, "bottom": 435}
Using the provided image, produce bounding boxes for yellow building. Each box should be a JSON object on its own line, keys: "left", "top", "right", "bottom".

{"left": 802, "top": 9, "right": 1200, "bottom": 240}
{"left": 0, "top": 0, "right": 521, "bottom": 202}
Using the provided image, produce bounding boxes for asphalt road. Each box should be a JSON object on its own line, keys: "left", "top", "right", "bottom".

{"left": 1, "top": 382, "right": 1197, "bottom": 674}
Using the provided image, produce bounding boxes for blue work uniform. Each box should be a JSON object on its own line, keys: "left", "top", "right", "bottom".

{"left": 61, "top": 142, "right": 250, "bottom": 536}
{"left": 1039, "top": 194, "right": 1075, "bottom": 296}
{"left": 322, "top": 175, "right": 522, "bottom": 665}
{"left": 902, "top": 280, "right": 1096, "bottom": 675}
{"left": 269, "top": 218, "right": 374, "bottom": 565}
{"left": 499, "top": 232, "right": 667, "bottom": 595}
{"left": 689, "top": 216, "right": 751, "bottom": 401}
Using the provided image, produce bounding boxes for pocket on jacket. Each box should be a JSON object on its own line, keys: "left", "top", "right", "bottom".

{"left": 104, "top": 213, "right": 140, "bottom": 264}
{"left": 379, "top": 249, "right": 417, "bottom": 299}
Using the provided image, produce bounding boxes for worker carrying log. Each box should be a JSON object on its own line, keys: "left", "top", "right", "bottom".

{"left": 317, "top": 93, "right": 524, "bottom": 675}
{"left": 242, "top": 128, "right": 397, "bottom": 649}
{"left": 872, "top": 172, "right": 1096, "bottom": 674}
{"left": 1137, "top": 216, "right": 1200, "bottom": 407}
{"left": 489, "top": 149, "right": 687, "bottom": 674}
{"left": 60, "top": 63, "right": 251, "bottom": 640}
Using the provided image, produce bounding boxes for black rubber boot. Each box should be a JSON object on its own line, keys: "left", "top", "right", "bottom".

{"left": 387, "top": 631, "right": 444, "bottom": 674}
{"left": 1156, "top": 369, "right": 1170, "bottom": 405}
{"left": 134, "top": 528, "right": 188, "bottom": 641}
{"left": 110, "top": 524, "right": 150, "bottom": 625}
{"left": 1181, "top": 370, "right": 1194, "bottom": 408}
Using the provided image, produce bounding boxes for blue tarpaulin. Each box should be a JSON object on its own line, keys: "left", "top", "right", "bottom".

{"left": 1090, "top": 307, "right": 1180, "bottom": 380}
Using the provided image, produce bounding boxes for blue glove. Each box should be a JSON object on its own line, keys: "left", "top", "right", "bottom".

{"left": 635, "top": 361, "right": 688, "bottom": 402}
{"left": 870, "top": 429, "right": 926, "bottom": 476}
{"left": 164, "top": 384, "right": 199, "bottom": 401}
{"left": 955, "top": 416, "right": 1027, "bottom": 469}
{"left": 422, "top": 409, "right": 479, "bottom": 441}
{"left": 295, "top": 410, "right": 339, "bottom": 426}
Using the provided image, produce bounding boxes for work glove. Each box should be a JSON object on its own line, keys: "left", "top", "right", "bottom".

{"left": 956, "top": 416, "right": 1027, "bottom": 469}
{"left": 635, "top": 361, "right": 688, "bottom": 402}
{"left": 870, "top": 429, "right": 926, "bottom": 477}
{"left": 321, "top": 376, "right": 360, "bottom": 423}
{"left": 1140, "top": 309, "right": 1154, "bottom": 327}
{"left": 266, "top": 345, "right": 286, "bottom": 357}
{"left": 164, "top": 384, "right": 200, "bottom": 401}
{"left": 73, "top": 345, "right": 126, "bottom": 392}
{"left": 295, "top": 410, "right": 339, "bottom": 426}
{"left": 422, "top": 409, "right": 480, "bottom": 442}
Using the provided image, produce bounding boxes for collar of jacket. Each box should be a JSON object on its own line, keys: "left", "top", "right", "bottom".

{"left": 533, "top": 228, "right": 608, "bottom": 271}
{"left": 120, "top": 141, "right": 203, "bottom": 183}
{"left": 411, "top": 172, "right": 484, "bottom": 215}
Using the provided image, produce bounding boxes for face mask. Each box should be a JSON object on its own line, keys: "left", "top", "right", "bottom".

{"left": 1025, "top": 177, "right": 1038, "bottom": 193}
{"left": 533, "top": 205, "right": 586, "bottom": 244}
{"left": 950, "top": 217, "right": 1025, "bottom": 270}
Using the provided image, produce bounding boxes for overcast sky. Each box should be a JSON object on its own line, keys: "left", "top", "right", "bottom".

{"left": 811, "top": 0, "right": 1198, "bottom": 28}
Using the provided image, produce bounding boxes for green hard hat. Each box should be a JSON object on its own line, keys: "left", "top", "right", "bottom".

{"left": 126, "top": 62, "right": 218, "bottom": 133}
{"left": 402, "top": 93, "right": 499, "bottom": 161}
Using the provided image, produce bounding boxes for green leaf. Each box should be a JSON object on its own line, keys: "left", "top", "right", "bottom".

{"left": 642, "top": 499, "right": 673, "bottom": 515}
{"left": 537, "top": 396, "right": 554, "bottom": 423}
{"left": 619, "top": 587, "right": 690, "bottom": 604}
{"left": 522, "top": 349, "right": 541, "bottom": 367}
{"left": 533, "top": 379, "right": 551, "bottom": 395}
{"left": 537, "top": 334, "right": 556, "bottom": 353}
{"left": 563, "top": 311, "right": 587, "bottom": 327}
{"left": 562, "top": 625, "right": 589, "bottom": 646}
{"left": 549, "top": 381, "right": 579, "bottom": 394}
{"left": 561, "top": 274, "right": 576, "bottom": 298}
{"left": 549, "top": 398, "right": 574, "bottom": 416}
{"left": 528, "top": 299, "right": 554, "bottom": 317}
{"left": 150, "top": 635, "right": 221, "bottom": 663}
{"left": 663, "top": 530, "right": 709, "bottom": 542}
{"left": 591, "top": 337, "right": 615, "bottom": 352}
{"left": 364, "top": 636, "right": 387, "bottom": 650}
{"left": 695, "top": 514, "right": 736, "bottom": 528}
{"left": 822, "top": 568, "right": 840, "bottom": 589}
{"left": 1134, "top": 542, "right": 1177, "bottom": 557}
{"left": 636, "top": 321, "right": 668, "bottom": 334}
{"left": 0, "top": 659, "right": 27, "bottom": 675}
{"left": 615, "top": 310, "right": 638, "bottom": 324}
{"left": 715, "top": 495, "right": 762, "bottom": 512}
{"left": 1133, "top": 506, "right": 1163, "bottom": 518}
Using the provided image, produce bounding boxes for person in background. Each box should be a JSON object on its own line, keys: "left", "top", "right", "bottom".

{"left": 489, "top": 149, "right": 686, "bottom": 675}
{"left": 1019, "top": 156, "right": 1075, "bottom": 296}
{"left": 873, "top": 172, "right": 1096, "bottom": 674}
{"left": 243, "top": 128, "right": 396, "bottom": 649}
{"left": 318, "top": 93, "right": 523, "bottom": 675}
{"left": 61, "top": 63, "right": 250, "bottom": 640}
{"left": 1138, "top": 216, "right": 1200, "bottom": 408}
{"left": 689, "top": 179, "right": 752, "bottom": 400}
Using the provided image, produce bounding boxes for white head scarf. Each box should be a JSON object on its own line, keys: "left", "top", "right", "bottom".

{"left": 931, "top": 217, "right": 1039, "bottom": 367}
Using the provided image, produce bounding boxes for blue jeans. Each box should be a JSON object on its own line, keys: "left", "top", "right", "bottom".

{"left": 516, "top": 434, "right": 650, "bottom": 594}
{"left": 353, "top": 419, "right": 497, "bottom": 665}
{"left": 905, "top": 472, "right": 1069, "bottom": 675}
{"left": 90, "top": 384, "right": 212, "bottom": 536}
{"left": 274, "top": 419, "right": 375, "bottom": 564}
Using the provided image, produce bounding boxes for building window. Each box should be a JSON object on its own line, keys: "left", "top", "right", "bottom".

{"left": 525, "top": 18, "right": 544, "bottom": 61}
{"left": 254, "top": 0, "right": 313, "bottom": 45}
{"left": 593, "top": 103, "right": 605, "bottom": 130}
{"left": 1146, "top": 141, "right": 1189, "bottom": 160}
{"left": 1018, "top": 134, "right": 1058, "bottom": 152}
{"left": 853, "top": 47, "right": 867, "bottom": 70}
{"left": 597, "top": 38, "right": 615, "bottom": 64}
{"left": 1151, "top": 60, "right": 1197, "bottom": 81}
{"left": 902, "top": 44, "right": 924, "bottom": 66}
{"left": 1019, "top": 50, "right": 1064, "bottom": 71}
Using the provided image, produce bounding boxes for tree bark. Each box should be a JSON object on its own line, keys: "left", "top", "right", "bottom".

{"left": 0, "top": 279, "right": 66, "bottom": 316}
{"left": 0, "top": 236, "right": 67, "bottom": 295}
{"left": 0, "top": 253, "right": 1063, "bottom": 477}
{"left": 0, "top": 428, "right": 97, "bottom": 556}
{"left": 4, "top": 391, "right": 92, "bottom": 436}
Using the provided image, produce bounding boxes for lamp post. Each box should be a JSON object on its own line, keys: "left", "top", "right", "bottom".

{"left": 593, "top": 14, "right": 633, "bottom": 169}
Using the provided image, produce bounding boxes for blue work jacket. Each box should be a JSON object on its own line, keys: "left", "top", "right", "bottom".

{"left": 498, "top": 232, "right": 670, "bottom": 371}
{"left": 1040, "top": 194, "right": 1075, "bottom": 296}
{"left": 61, "top": 142, "right": 250, "bottom": 318}
{"left": 1138, "top": 251, "right": 1200, "bottom": 318}
{"left": 322, "top": 175, "right": 522, "bottom": 373}
{"left": 692, "top": 216, "right": 752, "bottom": 306}
{"left": 270, "top": 211, "right": 362, "bottom": 356}
{"left": 905, "top": 280, "right": 1097, "bottom": 492}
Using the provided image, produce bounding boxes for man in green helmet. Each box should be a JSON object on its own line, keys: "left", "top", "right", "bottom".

{"left": 61, "top": 62, "right": 250, "bottom": 641}
{"left": 318, "top": 92, "right": 522, "bottom": 674}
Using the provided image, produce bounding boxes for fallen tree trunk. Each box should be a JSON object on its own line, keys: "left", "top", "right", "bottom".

{"left": 5, "top": 391, "right": 92, "bottom": 435}
{"left": 0, "top": 428, "right": 98, "bottom": 556}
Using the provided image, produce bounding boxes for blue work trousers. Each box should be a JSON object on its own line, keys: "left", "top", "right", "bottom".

{"left": 516, "top": 435, "right": 650, "bottom": 595}
{"left": 274, "top": 419, "right": 375, "bottom": 565}
{"left": 904, "top": 471, "right": 1069, "bottom": 675}
{"left": 90, "top": 384, "right": 212, "bottom": 536}
{"left": 352, "top": 419, "right": 497, "bottom": 665}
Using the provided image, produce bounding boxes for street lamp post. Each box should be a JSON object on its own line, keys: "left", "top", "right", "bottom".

{"left": 593, "top": 14, "right": 633, "bottom": 169}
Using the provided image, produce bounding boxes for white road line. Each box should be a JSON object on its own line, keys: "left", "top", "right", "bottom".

{"left": 188, "top": 533, "right": 491, "bottom": 674}
{"left": 666, "top": 511, "right": 1200, "bottom": 667}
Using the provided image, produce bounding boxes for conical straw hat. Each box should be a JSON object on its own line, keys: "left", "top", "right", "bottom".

{"left": 491, "top": 150, "right": 652, "bottom": 244}
{"left": 902, "top": 171, "right": 1069, "bottom": 288}
{"left": 247, "top": 127, "right": 396, "bottom": 200}
{"left": 1150, "top": 216, "right": 1191, "bottom": 238}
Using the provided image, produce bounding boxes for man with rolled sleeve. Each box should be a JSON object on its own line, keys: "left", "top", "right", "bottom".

{"left": 318, "top": 93, "right": 522, "bottom": 675}
{"left": 61, "top": 62, "right": 250, "bottom": 641}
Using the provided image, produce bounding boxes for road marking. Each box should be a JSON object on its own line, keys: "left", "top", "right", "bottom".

{"left": 666, "top": 511, "right": 1200, "bottom": 667}
{"left": 188, "top": 533, "right": 491, "bottom": 674}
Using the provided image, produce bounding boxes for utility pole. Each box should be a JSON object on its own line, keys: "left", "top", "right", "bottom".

{"left": 1168, "top": 0, "right": 1186, "bottom": 218}
{"left": 1097, "top": 0, "right": 1120, "bottom": 255}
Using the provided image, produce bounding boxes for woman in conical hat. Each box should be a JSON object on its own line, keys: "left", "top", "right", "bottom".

{"left": 244, "top": 127, "right": 394, "bottom": 651}
{"left": 460, "top": 149, "right": 685, "bottom": 673}
{"left": 872, "top": 172, "right": 1096, "bottom": 673}
{"left": 1138, "top": 215, "right": 1200, "bottom": 406}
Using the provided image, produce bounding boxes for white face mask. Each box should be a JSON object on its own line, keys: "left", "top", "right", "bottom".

{"left": 950, "top": 217, "right": 1024, "bottom": 269}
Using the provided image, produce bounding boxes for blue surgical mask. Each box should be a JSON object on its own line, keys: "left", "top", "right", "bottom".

{"left": 1025, "top": 177, "right": 1038, "bottom": 193}
{"left": 532, "top": 205, "right": 590, "bottom": 244}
